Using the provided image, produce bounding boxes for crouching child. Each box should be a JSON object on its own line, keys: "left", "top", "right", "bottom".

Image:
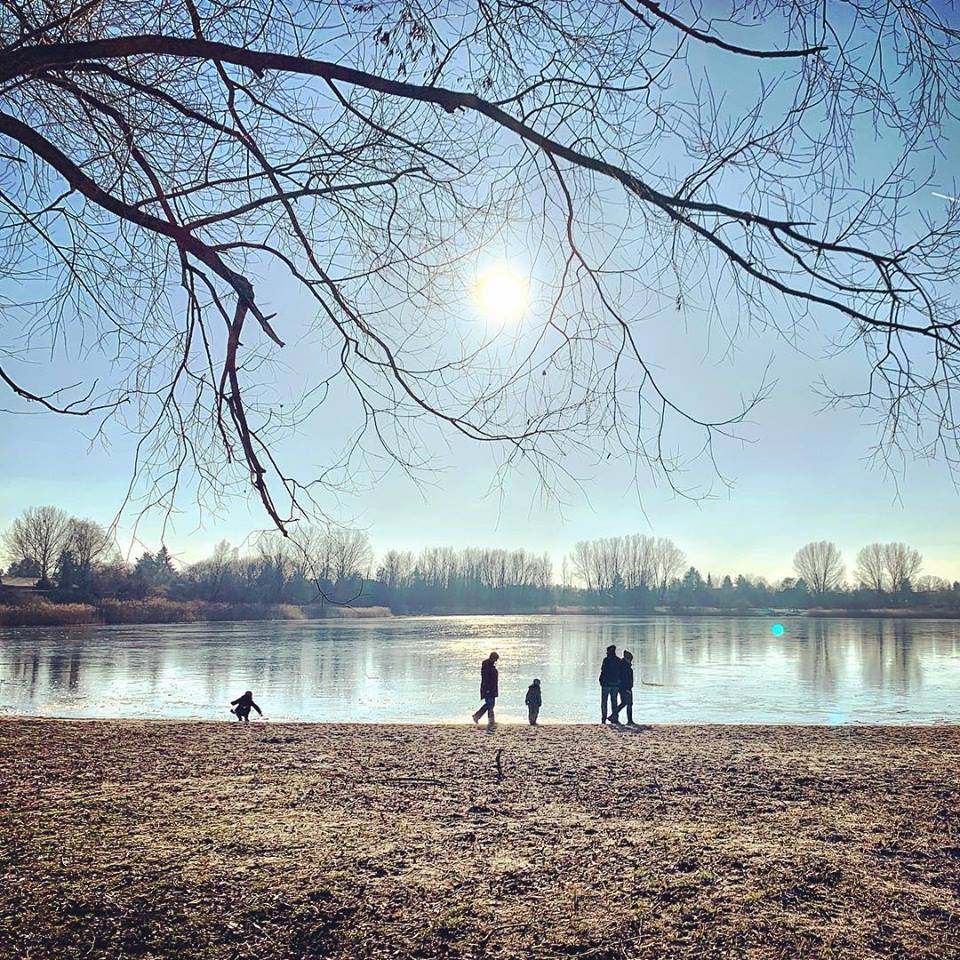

{"left": 230, "top": 690, "right": 263, "bottom": 722}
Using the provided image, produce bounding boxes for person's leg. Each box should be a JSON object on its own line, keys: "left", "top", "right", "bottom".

{"left": 624, "top": 690, "right": 634, "bottom": 724}
{"left": 608, "top": 687, "right": 621, "bottom": 723}
{"left": 601, "top": 688, "right": 609, "bottom": 723}
{"left": 473, "top": 701, "right": 489, "bottom": 722}
{"left": 487, "top": 698, "right": 496, "bottom": 725}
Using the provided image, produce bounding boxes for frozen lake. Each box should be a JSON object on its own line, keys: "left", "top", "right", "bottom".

{"left": 1, "top": 614, "right": 959, "bottom": 724}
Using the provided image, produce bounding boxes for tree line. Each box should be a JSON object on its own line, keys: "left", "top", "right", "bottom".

{"left": 1, "top": 506, "right": 957, "bottom": 613}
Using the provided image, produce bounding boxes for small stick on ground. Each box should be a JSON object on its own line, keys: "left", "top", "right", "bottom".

{"left": 652, "top": 772, "right": 667, "bottom": 810}
{"left": 495, "top": 748, "right": 504, "bottom": 782}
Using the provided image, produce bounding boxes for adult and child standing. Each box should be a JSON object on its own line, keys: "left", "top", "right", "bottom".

{"left": 469, "top": 646, "right": 637, "bottom": 726}
{"left": 471, "top": 652, "right": 543, "bottom": 726}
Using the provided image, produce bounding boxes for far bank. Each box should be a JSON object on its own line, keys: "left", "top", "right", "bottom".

{"left": 3, "top": 595, "right": 960, "bottom": 627}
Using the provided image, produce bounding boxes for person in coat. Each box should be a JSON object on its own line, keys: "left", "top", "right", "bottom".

{"left": 472, "top": 651, "right": 500, "bottom": 726}
{"left": 230, "top": 690, "right": 263, "bottom": 722}
{"left": 598, "top": 645, "right": 621, "bottom": 724}
{"left": 525, "top": 678, "right": 542, "bottom": 725}
{"left": 614, "top": 650, "right": 635, "bottom": 724}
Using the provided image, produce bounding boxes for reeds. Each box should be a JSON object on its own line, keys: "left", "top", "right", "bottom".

{"left": 0, "top": 598, "right": 393, "bottom": 626}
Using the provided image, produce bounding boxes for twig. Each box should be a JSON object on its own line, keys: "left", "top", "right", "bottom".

{"left": 495, "top": 748, "right": 504, "bottom": 782}
{"left": 652, "top": 773, "right": 667, "bottom": 810}
{"left": 377, "top": 777, "right": 442, "bottom": 785}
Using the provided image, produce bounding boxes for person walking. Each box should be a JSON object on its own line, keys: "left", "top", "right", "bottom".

{"left": 615, "top": 650, "right": 635, "bottom": 724}
{"left": 525, "top": 678, "right": 542, "bottom": 726}
{"left": 230, "top": 690, "right": 263, "bottom": 722}
{"left": 599, "top": 644, "right": 621, "bottom": 724}
{"left": 472, "top": 651, "right": 499, "bottom": 727}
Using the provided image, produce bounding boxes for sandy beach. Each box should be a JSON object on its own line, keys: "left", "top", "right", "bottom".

{"left": 1, "top": 720, "right": 959, "bottom": 958}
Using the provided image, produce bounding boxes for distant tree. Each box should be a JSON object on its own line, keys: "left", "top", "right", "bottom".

{"left": 133, "top": 546, "right": 176, "bottom": 596}
{"left": 376, "top": 550, "right": 416, "bottom": 590}
{"left": 65, "top": 518, "right": 114, "bottom": 589}
{"left": 652, "top": 539, "right": 686, "bottom": 597}
{"left": 327, "top": 529, "right": 373, "bottom": 585}
{"left": 855, "top": 543, "right": 888, "bottom": 592}
{"left": 205, "top": 540, "right": 239, "bottom": 601}
{"left": 89, "top": 559, "right": 135, "bottom": 598}
{"left": 778, "top": 576, "right": 809, "bottom": 608}
{"left": 611, "top": 571, "right": 625, "bottom": 598}
{"left": 179, "top": 540, "right": 240, "bottom": 602}
{"left": 1, "top": 506, "right": 71, "bottom": 587}
{"left": 54, "top": 548, "right": 79, "bottom": 591}
{"left": 915, "top": 575, "right": 949, "bottom": 593}
{"left": 793, "top": 542, "right": 845, "bottom": 596}
{"left": 67, "top": 518, "right": 112, "bottom": 565}
{"left": 7, "top": 557, "right": 41, "bottom": 579}
{"left": 254, "top": 532, "right": 292, "bottom": 602}
{"left": 883, "top": 543, "right": 923, "bottom": 594}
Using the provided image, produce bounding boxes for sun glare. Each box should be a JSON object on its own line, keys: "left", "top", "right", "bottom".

{"left": 474, "top": 263, "right": 529, "bottom": 322}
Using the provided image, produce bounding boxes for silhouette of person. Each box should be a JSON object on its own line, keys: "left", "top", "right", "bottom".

{"left": 614, "top": 650, "right": 635, "bottom": 724}
{"left": 472, "top": 651, "right": 499, "bottom": 727}
{"left": 599, "top": 644, "right": 621, "bottom": 724}
{"left": 525, "top": 678, "right": 542, "bottom": 726}
{"left": 230, "top": 690, "right": 263, "bottom": 722}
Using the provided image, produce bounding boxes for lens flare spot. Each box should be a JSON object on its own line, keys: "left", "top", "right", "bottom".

{"left": 771, "top": 623, "right": 785, "bottom": 637}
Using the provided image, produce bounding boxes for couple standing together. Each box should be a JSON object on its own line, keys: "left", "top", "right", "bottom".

{"left": 599, "top": 644, "right": 636, "bottom": 724}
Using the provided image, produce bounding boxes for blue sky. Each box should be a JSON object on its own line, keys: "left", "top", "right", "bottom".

{"left": 2, "top": 4, "right": 959, "bottom": 583}
{"left": 2, "top": 275, "right": 958, "bottom": 583}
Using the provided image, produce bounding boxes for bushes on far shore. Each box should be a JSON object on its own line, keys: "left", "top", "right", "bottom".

{"left": 0, "top": 600, "right": 99, "bottom": 627}
{"left": 0, "top": 597, "right": 392, "bottom": 627}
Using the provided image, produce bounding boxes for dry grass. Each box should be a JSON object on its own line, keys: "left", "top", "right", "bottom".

{"left": 0, "top": 599, "right": 392, "bottom": 626}
{"left": 300, "top": 603, "right": 392, "bottom": 619}
{"left": 1, "top": 721, "right": 958, "bottom": 959}
{"left": 0, "top": 599, "right": 99, "bottom": 626}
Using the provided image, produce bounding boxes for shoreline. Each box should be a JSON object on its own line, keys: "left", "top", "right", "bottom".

{"left": 3, "top": 604, "right": 960, "bottom": 628}
{"left": 3, "top": 720, "right": 959, "bottom": 958}
{"left": 3, "top": 715, "right": 960, "bottom": 728}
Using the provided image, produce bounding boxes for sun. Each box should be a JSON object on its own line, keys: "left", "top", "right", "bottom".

{"left": 474, "top": 263, "right": 529, "bottom": 322}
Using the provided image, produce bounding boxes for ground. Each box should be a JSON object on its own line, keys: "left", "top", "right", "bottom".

{"left": 1, "top": 721, "right": 959, "bottom": 959}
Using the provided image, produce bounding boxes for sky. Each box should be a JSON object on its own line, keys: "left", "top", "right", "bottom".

{"left": 2, "top": 295, "right": 958, "bottom": 583}
{"left": 2, "top": 4, "right": 959, "bottom": 584}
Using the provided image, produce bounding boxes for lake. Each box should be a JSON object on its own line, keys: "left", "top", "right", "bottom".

{"left": 1, "top": 614, "right": 959, "bottom": 724}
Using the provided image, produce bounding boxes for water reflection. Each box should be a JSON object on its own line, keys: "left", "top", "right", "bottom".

{"left": 0, "top": 615, "right": 958, "bottom": 724}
